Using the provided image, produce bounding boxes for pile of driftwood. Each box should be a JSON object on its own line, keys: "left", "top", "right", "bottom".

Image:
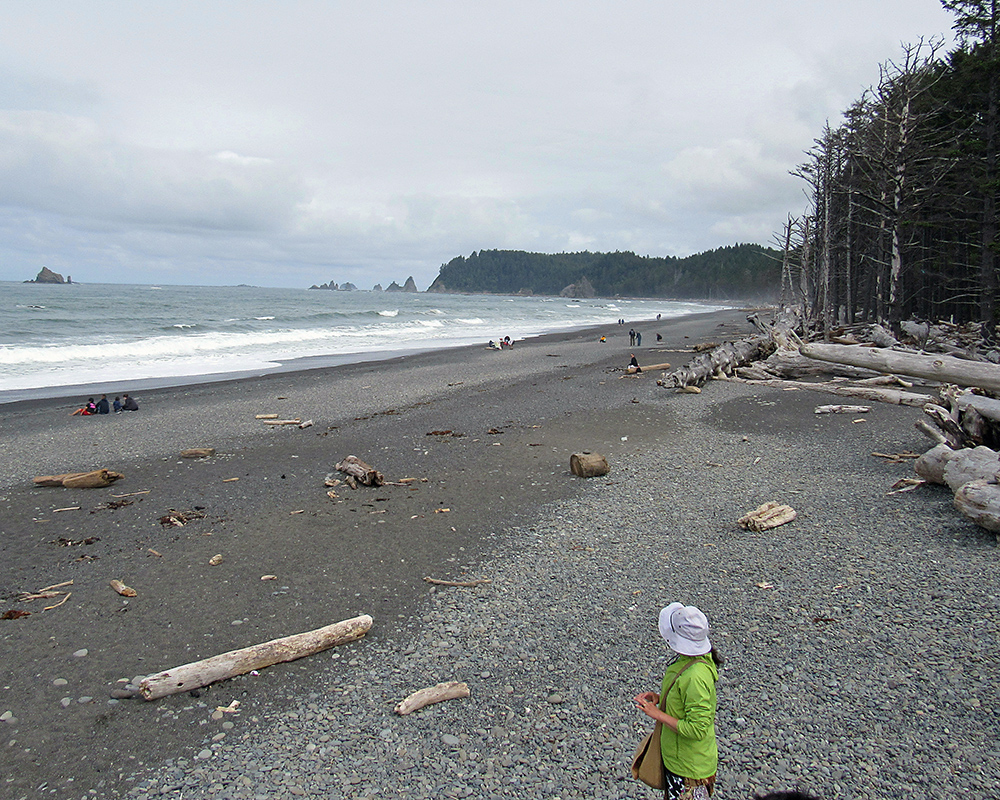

{"left": 660, "top": 310, "right": 1000, "bottom": 540}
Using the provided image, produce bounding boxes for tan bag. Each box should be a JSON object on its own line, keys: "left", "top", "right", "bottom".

{"left": 630, "top": 659, "right": 698, "bottom": 789}
{"left": 631, "top": 719, "right": 665, "bottom": 788}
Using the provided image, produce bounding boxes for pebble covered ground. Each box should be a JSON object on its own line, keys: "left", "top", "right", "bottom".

{"left": 121, "top": 380, "right": 999, "bottom": 800}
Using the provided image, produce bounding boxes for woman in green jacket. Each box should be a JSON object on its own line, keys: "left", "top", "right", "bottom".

{"left": 634, "top": 603, "right": 722, "bottom": 799}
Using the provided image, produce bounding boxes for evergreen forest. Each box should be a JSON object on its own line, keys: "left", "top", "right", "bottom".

{"left": 785, "top": 0, "right": 1000, "bottom": 341}
{"left": 427, "top": 244, "right": 781, "bottom": 300}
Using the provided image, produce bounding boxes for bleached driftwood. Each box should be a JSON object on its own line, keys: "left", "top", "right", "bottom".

{"left": 110, "top": 579, "right": 137, "bottom": 597}
{"left": 869, "top": 323, "right": 900, "bottom": 348}
{"left": 394, "top": 681, "right": 470, "bottom": 715}
{"left": 664, "top": 336, "right": 774, "bottom": 388}
{"left": 923, "top": 403, "right": 966, "bottom": 449}
{"left": 335, "top": 455, "right": 385, "bottom": 486}
{"left": 800, "top": 343, "right": 1000, "bottom": 392}
{"left": 916, "top": 420, "right": 950, "bottom": 446}
{"left": 34, "top": 469, "right": 125, "bottom": 488}
{"left": 570, "top": 452, "right": 609, "bottom": 477}
{"left": 954, "top": 480, "right": 1000, "bottom": 535}
{"left": 915, "top": 443, "right": 959, "bottom": 484}
{"left": 262, "top": 419, "right": 302, "bottom": 426}
{"left": 942, "top": 446, "right": 1000, "bottom": 492}
{"left": 738, "top": 502, "right": 797, "bottom": 531}
{"left": 180, "top": 448, "right": 215, "bottom": 458}
{"left": 740, "top": 379, "right": 933, "bottom": 407}
{"left": 814, "top": 405, "right": 871, "bottom": 415}
{"left": 139, "top": 614, "right": 373, "bottom": 700}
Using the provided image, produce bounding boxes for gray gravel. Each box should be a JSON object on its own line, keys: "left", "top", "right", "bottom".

{"left": 118, "top": 379, "right": 998, "bottom": 800}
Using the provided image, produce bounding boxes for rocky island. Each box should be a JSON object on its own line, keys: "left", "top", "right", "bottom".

{"left": 25, "top": 266, "right": 71, "bottom": 284}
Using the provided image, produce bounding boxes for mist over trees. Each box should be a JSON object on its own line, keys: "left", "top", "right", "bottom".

{"left": 783, "top": 0, "right": 999, "bottom": 341}
{"left": 428, "top": 244, "right": 781, "bottom": 300}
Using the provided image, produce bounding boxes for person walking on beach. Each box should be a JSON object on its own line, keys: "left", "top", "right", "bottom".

{"left": 634, "top": 603, "right": 721, "bottom": 799}
{"left": 636, "top": 331, "right": 642, "bottom": 347}
{"left": 629, "top": 328, "right": 636, "bottom": 346}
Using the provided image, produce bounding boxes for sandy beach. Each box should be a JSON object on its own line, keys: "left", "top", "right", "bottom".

{"left": 1, "top": 308, "right": 996, "bottom": 800}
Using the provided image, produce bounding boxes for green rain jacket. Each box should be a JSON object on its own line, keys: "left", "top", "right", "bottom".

{"left": 659, "top": 654, "right": 719, "bottom": 779}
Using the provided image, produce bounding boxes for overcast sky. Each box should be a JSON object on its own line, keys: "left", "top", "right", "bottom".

{"left": 0, "top": 1, "right": 957, "bottom": 289}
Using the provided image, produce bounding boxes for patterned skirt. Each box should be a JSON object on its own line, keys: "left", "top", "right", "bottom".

{"left": 663, "top": 769, "right": 716, "bottom": 800}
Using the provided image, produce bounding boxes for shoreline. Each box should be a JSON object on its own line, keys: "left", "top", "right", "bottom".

{"left": 0, "top": 313, "right": 689, "bottom": 408}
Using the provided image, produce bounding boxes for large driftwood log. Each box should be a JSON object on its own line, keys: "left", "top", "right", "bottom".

{"left": 740, "top": 379, "right": 933, "bottom": 407}
{"left": 942, "top": 446, "right": 1000, "bottom": 492}
{"left": 139, "top": 614, "right": 373, "bottom": 700}
{"left": 664, "top": 336, "right": 775, "bottom": 388}
{"left": 335, "top": 455, "right": 385, "bottom": 486}
{"left": 394, "top": 681, "right": 470, "bottom": 715}
{"left": 954, "top": 480, "right": 1000, "bottom": 535}
{"left": 800, "top": 343, "right": 1000, "bottom": 391}
{"left": 914, "top": 443, "right": 959, "bottom": 484}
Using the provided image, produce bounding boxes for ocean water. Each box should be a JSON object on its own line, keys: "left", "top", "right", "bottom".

{"left": 0, "top": 282, "right": 726, "bottom": 401}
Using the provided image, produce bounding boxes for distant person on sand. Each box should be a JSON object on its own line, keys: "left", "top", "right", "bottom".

{"left": 657, "top": 333, "right": 663, "bottom": 341}
{"left": 636, "top": 331, "right": 642, "bottom": 346}
{"left": 629, "top": 354, "right": 642, "bottom": 373}
{"left": 599, "top": 336, "right": 607, "bottom": 342}
{"left": 113, "top": 396, "right": 122, "bottom": 413}
{"left": 96, "top": 394, "right": 110, "bottom": 414}
{"left": 629, "top": 328, "right": 636, "bottom": 346}
{"left": 121, "top": 394, "right": 139, "bottom": 411}
{"left": 634, "top": 603, "right": 721, "bottom": 800}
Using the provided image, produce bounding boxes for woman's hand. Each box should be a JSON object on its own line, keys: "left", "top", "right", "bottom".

{"left": 633, "top": 692, "right": 659, "bottom": 718}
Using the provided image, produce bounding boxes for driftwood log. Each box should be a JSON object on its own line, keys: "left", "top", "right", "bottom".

{"left": 139, "top": 614, "right": 373, "bottom": 700}
{"left": 180, "top": 448, "right": 215, "bottom": 459}
{"left": 954, "top": 480, "right": 1000, "bottom": 534}
{"left": 664, "top": 335, "right": 775, "bottom": 388}
{"left": 800, "top": 343, "right": 1000, "bottom": 392}
{"left": 942, "top": 447, "right": 1000, "bottom": 492}
{"left": 394, "top": 681, "right": 470, "bottom": 715}
{"left": 740, "top": 379, "right": 933, "bottom": 407}
{"left": 570, "top": 452, "right": 609, "bottom": 477}
{"left": 335, "top": 455, "right": 385, "bottom": 486}
{"left": 34, "top": 469, "right": 125, "bottom": 488}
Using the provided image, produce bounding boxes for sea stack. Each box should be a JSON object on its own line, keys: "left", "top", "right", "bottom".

{"left": 26, "top": 267, "right": 67, "bottom": 284}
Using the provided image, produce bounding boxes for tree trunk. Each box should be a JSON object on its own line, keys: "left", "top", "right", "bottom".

{"left": 954, "top": 479, "right": 1000, "bottom": 536}
{"left": 800, "top": 342, "right": 1000, "bottom": 391}
{"left": 139, "top": 615, "right": 373, "bottom": 700}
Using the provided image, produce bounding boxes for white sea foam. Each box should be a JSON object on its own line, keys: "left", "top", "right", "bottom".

{"left": 0, "top": 281, "right": 729, "bottom": 396}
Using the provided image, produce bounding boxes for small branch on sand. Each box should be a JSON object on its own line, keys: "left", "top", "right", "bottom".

{"left": 43, "top": 593, "right": 71, "bottom": 611}
{"left": 423, "top": 577, "right": 492, "bottom": 587}
{"left": 395, "top": 681, "right": 470, "bottom": 715}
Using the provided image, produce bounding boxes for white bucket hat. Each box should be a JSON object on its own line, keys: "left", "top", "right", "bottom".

{"left": 659, "top": 602, "right": 712, "bottom": 656}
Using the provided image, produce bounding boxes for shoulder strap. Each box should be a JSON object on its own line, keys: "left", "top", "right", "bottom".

{"left": 658, "top": 657, "right": 699, "bottom": 711}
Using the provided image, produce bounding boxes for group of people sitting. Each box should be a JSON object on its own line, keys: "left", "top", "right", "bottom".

{"left": 71, "top": 393, "right": 138, "bottom": 416}
{"left": 487, "top": 336, "right": 514, "bottom": 350}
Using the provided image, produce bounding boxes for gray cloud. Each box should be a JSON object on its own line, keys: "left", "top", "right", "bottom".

{"left": 0, "top": 0, "right": 956, "bottom": 288}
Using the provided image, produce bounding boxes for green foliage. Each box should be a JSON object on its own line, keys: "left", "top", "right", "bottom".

{"left": 428, "top": 244, "right": 781, "bottom": 299}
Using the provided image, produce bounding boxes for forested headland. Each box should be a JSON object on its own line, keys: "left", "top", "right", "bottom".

{"left": 426, "top": 244, "right": 781, "bottom": 300}
{"left": 785, "top": 1, "right": 1000, "bottom": 342}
